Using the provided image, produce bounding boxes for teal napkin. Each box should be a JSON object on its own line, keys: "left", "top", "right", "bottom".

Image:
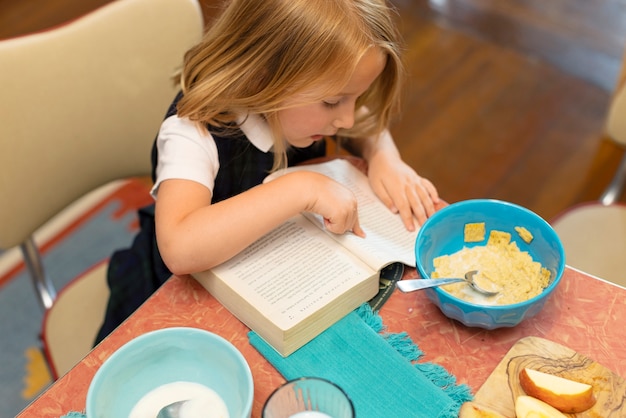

{"left": 249, "top": 304, "right": 472, "bottom": 418}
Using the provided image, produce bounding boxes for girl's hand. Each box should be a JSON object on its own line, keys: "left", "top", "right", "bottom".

{"left": 303, "top": 172, "right": 366, "bottom": 238}
{"left": 367, "top": 153, "right": 439, "bottom": 231}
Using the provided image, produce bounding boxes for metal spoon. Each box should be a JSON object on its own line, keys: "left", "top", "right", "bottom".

{"left": 156, "top": 400, "right": 189, "bottom": 418}
{"left": 396, "top": 270, "right": 499, "bottom": 296}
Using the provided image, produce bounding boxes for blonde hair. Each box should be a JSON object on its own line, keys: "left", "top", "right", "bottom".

{"left": 178, "top": 0, "right": 404, "bottom": 169}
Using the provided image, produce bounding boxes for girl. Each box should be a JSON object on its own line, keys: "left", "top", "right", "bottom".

{"left": 96, "top": 0, "right": 439, "bottom": 342}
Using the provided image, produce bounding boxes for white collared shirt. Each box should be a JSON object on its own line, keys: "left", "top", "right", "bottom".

{"left": 151, "top": 114, "right": 273, "bottom": 198}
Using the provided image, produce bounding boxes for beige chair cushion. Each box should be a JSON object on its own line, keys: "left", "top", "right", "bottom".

{"left": 607, "top": 82, "right": 626, "bottom": 146}
{"left": 41, "top": 262, "right": 109, "bottom": 378}
{"left": 552, "top": 204, "right": 626, "bottom": 287}
{"left": 0, "top": 0, "right": 203, "bottom": 248}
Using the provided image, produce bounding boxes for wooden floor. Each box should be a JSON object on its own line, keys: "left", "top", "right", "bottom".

{"left": 2, "top": 0, "right": 626, "bottom": 221}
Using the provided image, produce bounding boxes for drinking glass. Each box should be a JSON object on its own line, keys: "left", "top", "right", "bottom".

{"left": 262, "top": 377, "right": 354, "bottom": 418}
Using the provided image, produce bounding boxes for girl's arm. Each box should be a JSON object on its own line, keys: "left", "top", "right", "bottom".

{"left": 342, "top": 129, "right": 440, "bottom": 231}
{"left": 155, "top": 171, "right": 364, "bottom": 275}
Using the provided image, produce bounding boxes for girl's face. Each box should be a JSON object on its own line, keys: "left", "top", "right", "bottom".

{"left": 277, "top": 48, "right": 386, "bottom": 148}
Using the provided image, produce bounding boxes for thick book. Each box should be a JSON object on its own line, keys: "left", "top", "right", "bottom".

{"left": 193, "top": 158, "right": 418, "bottom": 356}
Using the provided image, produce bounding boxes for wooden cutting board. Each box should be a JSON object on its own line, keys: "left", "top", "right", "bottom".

{"left": 473, "top": 336, "right": 625, "bottom": 417}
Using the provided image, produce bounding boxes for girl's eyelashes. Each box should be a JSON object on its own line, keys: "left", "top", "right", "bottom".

{"left": 322, "top": 100, "right": 341, "bottom": 109}
{"left": 323, "top": 94, "right": 361, "bottom": 109}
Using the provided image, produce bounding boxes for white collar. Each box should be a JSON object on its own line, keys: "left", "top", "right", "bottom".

{"left": 238, "top": 114, "right": 274, "bottom": 153}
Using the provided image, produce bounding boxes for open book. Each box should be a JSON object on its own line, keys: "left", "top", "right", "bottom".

{"left": 193, "top": 158, "right": 418, "bottom": 356}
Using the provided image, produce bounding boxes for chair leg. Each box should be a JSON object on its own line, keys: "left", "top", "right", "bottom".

{"left": 20, "top": 236, "right": 57, "bottom": 310}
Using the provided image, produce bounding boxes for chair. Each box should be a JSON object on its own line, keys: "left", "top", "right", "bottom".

{"left": 551, "top": 52, "right": 626, "bottom": 288}
{"left": 0, "top": 0, "right": 203, "bottom": 378}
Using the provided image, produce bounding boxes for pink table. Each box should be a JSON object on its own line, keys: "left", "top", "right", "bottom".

{"left": 17, "top": 266, "right": 626, "bottom": 417}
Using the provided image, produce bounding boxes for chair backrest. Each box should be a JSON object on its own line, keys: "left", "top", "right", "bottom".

{"left": 0, "top": 0, "right": 204, "bottom": 249}
{"left": 607, "top": 81, "right": 626, "bottom": 147}
{"left": 606, "top": 50, "right": 626, "bottom": 146}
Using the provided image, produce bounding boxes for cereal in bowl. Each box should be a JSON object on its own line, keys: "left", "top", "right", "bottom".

{"left": 433, "top": 228, "right": 550, "bottom": 305}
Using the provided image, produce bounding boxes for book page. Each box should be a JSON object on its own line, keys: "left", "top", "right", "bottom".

{"left": 266, "top": 159, "right": 418, "bottom": 269}
{"left": 209, "top": 215, "right": 375, "bottom": 329}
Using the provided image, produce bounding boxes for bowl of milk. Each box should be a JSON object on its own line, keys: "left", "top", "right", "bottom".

{"left": 86, "top": 327, "right": 253, "bottom": 418}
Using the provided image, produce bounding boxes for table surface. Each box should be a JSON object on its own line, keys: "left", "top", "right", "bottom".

{"left": 17, "top": 266, "right": 626, "bottom": 418}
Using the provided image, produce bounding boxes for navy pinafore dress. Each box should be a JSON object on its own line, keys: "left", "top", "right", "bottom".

{"left": 95, "top": 93, "right": 326, "bottom": 343}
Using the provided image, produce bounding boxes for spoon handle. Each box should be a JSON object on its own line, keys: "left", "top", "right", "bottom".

{"left": 396, "top": 278, "right": 464, "bottom": 293}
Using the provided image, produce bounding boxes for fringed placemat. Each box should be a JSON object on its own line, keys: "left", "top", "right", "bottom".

{"left": 249, "top": 304, "right": 473, "bottom": 418}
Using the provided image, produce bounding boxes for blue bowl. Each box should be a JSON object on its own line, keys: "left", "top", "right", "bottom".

{"left": 86, "top": 327, "right": 253, "bottom": 418}
{"left": 415, "top": 199, "right": 565, "bottom": 329}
